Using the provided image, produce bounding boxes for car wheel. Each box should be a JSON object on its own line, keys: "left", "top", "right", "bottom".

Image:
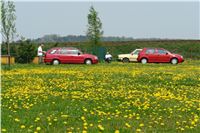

{"left": 85, "top": 59, "right": 92, "bottom": 65}
{"left": 122, "top": 58, "right": 129, "bottom": 63}
{"left": 141, "top": 58, "right": 148, "bottom": 64}
{"left": 52, "top": 59, "right": 60, "bottom": 65}
{"left": 171, "top": 58, "right": 178, "bottom": 64}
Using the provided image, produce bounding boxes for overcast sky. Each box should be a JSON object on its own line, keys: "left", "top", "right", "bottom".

{"left": 11, "top": 0, "right": 200, "bottom": 40}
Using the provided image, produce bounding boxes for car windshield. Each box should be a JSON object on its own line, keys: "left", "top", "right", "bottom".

{"left": 50, "top": 49, "right": 57, "bottom": 54}
{"left": 132, "top": 50, "right": 141, "bottom": 55}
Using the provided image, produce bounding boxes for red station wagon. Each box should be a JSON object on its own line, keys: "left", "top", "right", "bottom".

{"left": 137, "top": 48, "right": 184, "bottom": 64}
{"left": 44, "top": 47, "right": 98, "bottom": 65}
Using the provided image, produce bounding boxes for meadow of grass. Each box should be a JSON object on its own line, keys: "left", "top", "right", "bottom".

{"left": 1, "top": 60, "right": 200, "bottom": 133}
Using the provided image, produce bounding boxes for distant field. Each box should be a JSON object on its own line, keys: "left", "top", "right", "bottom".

{"left": 1, "top": 60, "right": 200, "bottom": 132}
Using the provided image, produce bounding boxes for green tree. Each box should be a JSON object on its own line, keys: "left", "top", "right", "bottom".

{"left": 87, "top": 6, "right": 103, "bottom": 55}
{"left": 16, "top": 39, "right": 36, "bottom": 63}
{"left": 1, "top": 0, "right": 16, "bottom": 66}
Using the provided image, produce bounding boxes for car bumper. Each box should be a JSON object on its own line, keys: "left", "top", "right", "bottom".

{"left": 93, "top": 59, "right": 98, "bottom": 64}
{"left": 117, "top": 58, "right": 122, "bottom": 61}
{"left": 180, "top": 59, "right": 184, "bottom": 63}
{"left": 44, "top": 58, "right": 52, "bottom": 63}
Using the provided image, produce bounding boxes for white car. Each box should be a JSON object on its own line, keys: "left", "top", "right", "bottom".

{"left": 118, "top": 49, "right": 142, "bottom": 63}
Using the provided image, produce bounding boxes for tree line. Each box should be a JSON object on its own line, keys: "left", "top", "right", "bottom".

{"left": 32, "top": 34, "right": 135, "bottom": 43}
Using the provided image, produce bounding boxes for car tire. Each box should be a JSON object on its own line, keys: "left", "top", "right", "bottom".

{"left": 141, "top": 58, "right": 148, "bottom": 64}
{"left": 122, "top": 58, "right": 129, "bottom": 63}
{"left": 171, "top": 58, "right": 178, "bottom": 64}
{"left": 85, "top": 59, "right": 92, "bottom": 65}
{"left": 52, "top": 59, "right": 60, "bottom": 65}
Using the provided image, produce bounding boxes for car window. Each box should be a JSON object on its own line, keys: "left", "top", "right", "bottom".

{"left": 59, "top": 49, "right": 81, "bottom": 55}
{"left": 59, "top": 49, "right": 69, "bottom": 54}
{"left": 146, "top": 49, "right": 155, "bottom": 54}
{"left": 158, "top": 49, "right": 167, "bottom": 54}
{"left": 50, "top": 49, "right": 57, "bottom": 54}
{"left": 69, "top": 50, "right": 79, "bottom": 55}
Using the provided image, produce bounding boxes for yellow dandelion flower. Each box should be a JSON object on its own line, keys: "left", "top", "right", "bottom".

{"left": 20, "top": 125, "right": 25, "bottom": 129}
{"left": 35, "top": 117, "right": 40, "bottom": 121}
{"left": 125, "top": 123, "right": 131, "bottom": 128}
{"left": 36, "top": 127, "right": 41, "bottom": 131}
{"left": 136, "top": 128, "right": 141, "bottom": 132}
{"left": 115, "top": 130, "right": 120, "bottom": 133}
{"left": 34, "top": 117, "right": 40, "bottom": 122}
{"left": 61, "top": 115, "right": 68, "bottom": 118}
{"left": 180, "top": 128, "right": 184, "bottom": 131}
{"left": 98, "top": 124, "right": 104, "bottom": 131}
{"left": 136, "top": 116, "right": 140, "bottom": 120}
{"left": 1, "top": 129, "right": 7, "bottom": 132}
{"left": 83, "top": 108, "right": 87, "bottom": 112}
{"left": 139, "top": 123, "right": 144, "bottom": 127}
{"left": 81, "top": 116, "right": 85, "bottom": 120}
{"left": 82, "top": 130, "right": 87, "bottom": 133}
{"left": 14, "top": 118, "right": 20, "bottom": 122}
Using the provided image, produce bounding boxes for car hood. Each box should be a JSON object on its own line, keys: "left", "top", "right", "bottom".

{"left": 173, "top": 54, "right": 183, "bottom": 58}
{"left": 118, "top": 54, "right": 130, "bottom": 57}
{"left": 170, "top": 53, "right": 181, "bottom": 57}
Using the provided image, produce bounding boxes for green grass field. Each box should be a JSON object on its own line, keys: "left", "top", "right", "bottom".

{"left": 1, "top": 60, "right": 200, "bottom": 133}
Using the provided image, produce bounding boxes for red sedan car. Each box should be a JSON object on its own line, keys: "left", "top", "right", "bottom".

{"left": 44, "top": 47, "right": 98, "bottom": 65}
{"left": 137, "top": 48, "right": 184, "bottom": 64}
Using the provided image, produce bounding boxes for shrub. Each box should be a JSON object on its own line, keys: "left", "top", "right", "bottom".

{"left": 15, "top": 40, "right": 36, "bottom": 63}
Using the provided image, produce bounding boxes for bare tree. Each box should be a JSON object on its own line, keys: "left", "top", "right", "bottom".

{"left": 1, "top": 0, "right": 16, "bottom": 66}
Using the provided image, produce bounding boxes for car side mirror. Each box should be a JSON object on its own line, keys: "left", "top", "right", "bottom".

{"left": 78, "top": 52, "right": 81, "bottom": 55}
{"left": 166, "top": 52, "right": 168, "bottom": 55}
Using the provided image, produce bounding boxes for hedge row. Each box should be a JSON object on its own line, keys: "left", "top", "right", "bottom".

{"left": 1, "top": 40, "right": 200, "bottom": 63}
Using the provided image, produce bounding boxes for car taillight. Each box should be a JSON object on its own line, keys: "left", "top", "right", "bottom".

{"left": 95, "top": 56, "right": 98, "bottom": 60}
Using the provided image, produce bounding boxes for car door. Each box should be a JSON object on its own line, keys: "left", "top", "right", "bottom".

{"left": 69, "top": 50, "right": 84, "bottom": 64}
{"left": 145, "top": 48, "right": 157, "bottom": 62}
{"left": 157, "top": 49, "right": 171, "bottom": 62}
{"left": 57, "top": 48, "right": 72, "bottom": 63}
{"left": 129, "top": 50, "right": 141, "bottom": 61}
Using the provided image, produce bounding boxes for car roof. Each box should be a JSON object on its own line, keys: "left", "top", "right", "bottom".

{"left": 49, "top": 47, "right": 79, "bottom": 50}
{"left": 143, "top": 48, "right": 165, "bottom": 50}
